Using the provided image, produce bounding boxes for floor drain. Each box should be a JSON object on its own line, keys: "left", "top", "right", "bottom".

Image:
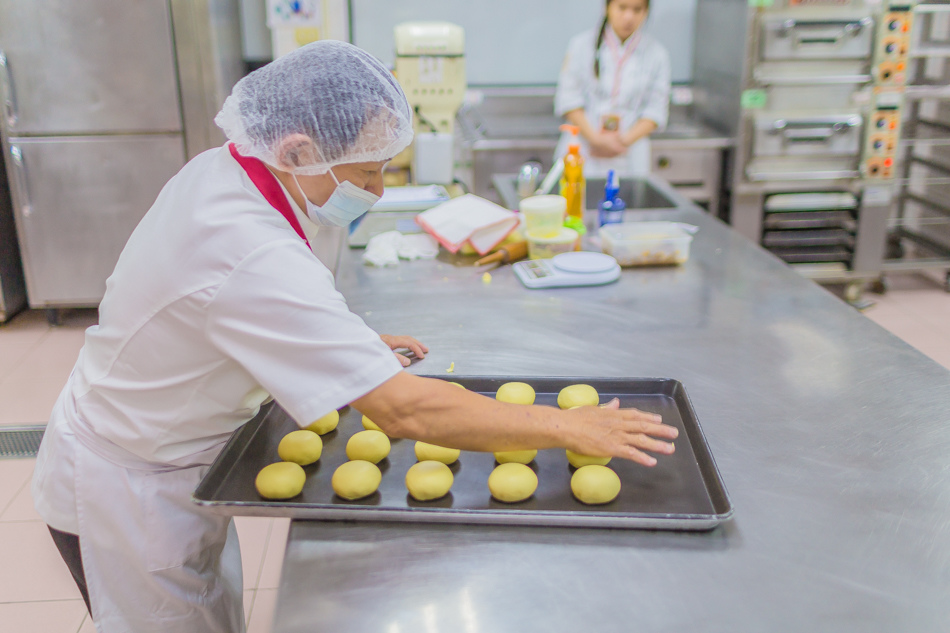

{"left": 0, "top": 426, "right": 45, "bottom": 459}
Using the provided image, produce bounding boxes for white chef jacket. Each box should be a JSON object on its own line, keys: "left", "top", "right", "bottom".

{"left": 31, "top": 144, "right": 403, "bottom": 632}
{"left": 34, "top": 143, "right": 402, "bottom": 531}
{"left": 554, "top": 27, "right": 671, "bottom": 177}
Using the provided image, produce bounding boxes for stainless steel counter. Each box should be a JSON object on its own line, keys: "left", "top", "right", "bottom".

{"left": 272, "top": 205, "right": 950, "bottom": 632}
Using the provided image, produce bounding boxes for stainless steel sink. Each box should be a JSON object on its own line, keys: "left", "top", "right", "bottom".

{"left": 582, "top": 178, "right": 678, "bottom": 210}
{"left": 492, "top": 173, "right": 681, "bottom": 211}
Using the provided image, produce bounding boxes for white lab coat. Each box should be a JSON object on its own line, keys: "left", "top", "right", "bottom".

{"left": 554, "top": 27, "right": 671, "bottom": 177}
{"left": 32, "top": 145, "right": 404, "bottom": 632}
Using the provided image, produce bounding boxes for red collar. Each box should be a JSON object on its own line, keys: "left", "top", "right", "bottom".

{"left": 228, "top": 143, "right": 310, "bottom": 248}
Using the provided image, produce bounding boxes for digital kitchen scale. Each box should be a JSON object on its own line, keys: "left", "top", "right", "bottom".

{"left": 513, "top": 252, "right": 621, "bottom": 289}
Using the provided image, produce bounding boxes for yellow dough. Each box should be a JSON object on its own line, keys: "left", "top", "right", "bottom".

{"left": 449, "top": 382, "right": 466, "bottom": 389}
{"left": 361, "top": 415, "right": 384, "bottom": 432}
{"left": 332, "top": 460, "right": 382, "bottom": 500}
{"left": 277, "top": 430, "right": 323, "bottom": 466}
{"left": 304, "top": 410, "right": 339, "bottom": 435}
{"left": 571, "top": 465, "right": 621, "bottom": 505}
{"left": 405, "top": 460, "right": 454, "bottom": 501}
{"left": 255, "top": 462, "right": 306, "bottom": 499}
{"left": 488, "top": 462, "right": 538, "bottom": 503}
{"left": 346, "top": 430, "right": 391, "bottom": 464}
{"left": 565, "top": 449, "right": 612, "bottom": 468}
{"left": 557, "top": 384, "right": 600, "bottom": 409}
{"left": 414, "top": 441, "right": 461, "bottom": 465}
{"left": 494, "top": 449, "right": 538, "bottom": 464}
{"left": 495, "top": 382, "right": 536, "bottom": 405}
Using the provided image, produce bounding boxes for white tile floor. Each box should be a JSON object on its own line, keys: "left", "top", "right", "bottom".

{"left": 1, "top": 273, "right": 949, "bottom": 632}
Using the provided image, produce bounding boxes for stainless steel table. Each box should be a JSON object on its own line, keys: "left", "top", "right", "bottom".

{"left": 272, "top": 205, "right": 950, "bottom": 632}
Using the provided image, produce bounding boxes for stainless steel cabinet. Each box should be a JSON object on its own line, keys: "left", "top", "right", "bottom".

{"left": 8, "top": 135, "right": 185, "bottom": 305}
{"left": 0, "top": 0, "right": 241, "bottom": 314}
{"left": 0, "top": 0, "right": 182, "bottom": 135}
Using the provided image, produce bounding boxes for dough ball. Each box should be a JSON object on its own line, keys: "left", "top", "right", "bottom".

{"left": 565, "top": 449, "right": 612, "bottom": 468}
{"left": 277, "top": 430, "right": 323, "bottom": 466}
{"left": 414, "top": 441, "right": 461, "bottom": 465}
{"left": 346, "top": 430, "right": 391, "bottom": 464}
{"left": 304, "top": 410, "right": 339, "bottom": 435}
{"left": 488, "top": 462, "right": 538, "bottom": 503}
{"left": 405, "top": 460, "right": 454, "bottom": 501}
{"left": 557, "top": 384, "right": 599, "bottom": 409}
{"left": 495, "top": 382, "right": 536, "bottom": 405}
{"left": 332, "top": 460, "right": 382, "bottom": 500}
{"left": 362, "top": 415, "right": 384, "bottom": 433}
{"left": 449, "top": 382, "right": 466, "bottom": 389}
{"left": 571, "top": 465, "right": 621, "bottom": 505}
{"left": 255, "top": 462, "right": 306, "bottom": 499}
{"left": 494, "top": 449, "right": 538, "bottom": 464}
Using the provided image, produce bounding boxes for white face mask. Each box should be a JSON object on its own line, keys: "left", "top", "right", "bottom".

{"left": 292, "top": 168, "right": 380, "bottom": 227}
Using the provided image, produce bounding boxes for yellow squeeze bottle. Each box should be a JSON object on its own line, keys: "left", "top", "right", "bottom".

{"left": 559, "top": 124, "right": 586, "bottom": 222}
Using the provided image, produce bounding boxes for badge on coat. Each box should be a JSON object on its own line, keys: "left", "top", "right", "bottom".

{"left": 600, "top": 114, "right": 621, "bottom": 132}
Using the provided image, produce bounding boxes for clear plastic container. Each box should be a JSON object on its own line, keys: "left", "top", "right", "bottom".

{"left": 520, "top": 195, "right": 566, "bottom": 238}
{"left": 598, "top": 222, "right": 698, "bottom": 266}
{"left": 527, "top": 227, "right": 579, "bottom": 260}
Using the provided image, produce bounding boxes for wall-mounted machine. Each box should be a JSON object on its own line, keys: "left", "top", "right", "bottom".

{"left": 692, "top": 0, "right": 914, "bottom": 304}
{"left": 393, "top": 21, "right": 466, "bottom": 185}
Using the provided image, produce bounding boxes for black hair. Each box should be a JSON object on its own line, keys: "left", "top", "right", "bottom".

{"left": 594, "top": 15, "right": 609, "bottom": 79}
{"left": 594, "top": 0, "right": 650, "bottom": 79}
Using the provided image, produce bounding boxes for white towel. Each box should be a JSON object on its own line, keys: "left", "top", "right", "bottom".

{"left": 363, "top": 231, "right": 440, "bottom": 267}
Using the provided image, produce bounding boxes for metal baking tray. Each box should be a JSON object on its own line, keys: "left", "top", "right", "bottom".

{"left": 763, "top": 228, "right": 855, "bottom": 248}
{"left": 768, "top": 245, "right": 853, "bottom": 264}
{"left": 193, "top": 377, "right": 733, "bottom": 531}
{"left": 764, "top": 210, "right": 856, "bottom": 231}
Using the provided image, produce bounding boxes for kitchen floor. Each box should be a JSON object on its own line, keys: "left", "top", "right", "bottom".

{"left": 1, "top": 273, "right": 949, "bottom": 632}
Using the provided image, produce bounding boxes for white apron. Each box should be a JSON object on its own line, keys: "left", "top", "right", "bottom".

{"left": 68, "top": 408, "right": 244, "bottom": 633}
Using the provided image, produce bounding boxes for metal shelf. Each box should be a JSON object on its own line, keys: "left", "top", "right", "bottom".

{"left": 914, "top": 4, "right": 950, "bottom": 15}
{"left": 900, "top": 119, "right": 950, "bottom": 147}
{"left": 901, "top": 193, "right": 950, "bottom": 217}
{"left": 911, "top": 46, "right": 950, "bottom": 58}
{"left": 909, "top": 155, "right": 950, "bottom": 175}
{"left": 903, "top": 84, "right": 950, "bottom": 101}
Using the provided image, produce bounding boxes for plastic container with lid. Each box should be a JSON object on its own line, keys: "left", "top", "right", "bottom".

{"left": 599, "top": 222, "right": 698, "bottom": 266}
{"left": 527, "top": 227, "right": 579, "bottom": 260}
{"left": 520, "top": 195, "right": 566, "bottom": 238}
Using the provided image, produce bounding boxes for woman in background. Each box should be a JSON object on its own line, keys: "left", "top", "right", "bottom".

{"left": 555, "top": 0, "right": 671, "bottom": 177}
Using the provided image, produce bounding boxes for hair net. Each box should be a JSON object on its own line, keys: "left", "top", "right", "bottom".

{"left": 215, "top": 40, "right": 413, "bottom": 175}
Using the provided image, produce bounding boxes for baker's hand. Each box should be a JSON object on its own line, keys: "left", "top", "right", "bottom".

{"left": 588, "top": 132, "right": 627, "bottom": 158}
{"left": 564, "top": 398, "right": 678, "bottom": 466}
{"left": 380, "top": 334, "right": 429, "bottom": 367}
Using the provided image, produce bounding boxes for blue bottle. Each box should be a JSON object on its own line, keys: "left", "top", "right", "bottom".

{"left": 598, "top": 170, "right": 626, "bottom": 227}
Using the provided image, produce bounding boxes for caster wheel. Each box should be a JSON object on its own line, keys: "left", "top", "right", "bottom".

{"left": 885, "top": 234, "right": 905, "bottom": 260}
{"left": 845, "top": 283, "right": 863, "bottom": 304}
{"left": 45, "top": 308, "right": 61, "bottom": 327}
{"left": 870, "top": 276, "right": 889, "bottom": 295}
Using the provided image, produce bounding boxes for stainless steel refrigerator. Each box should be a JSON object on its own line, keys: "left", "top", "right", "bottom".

{"left": 0, "top": 0, "right": 242, "bottom": 321}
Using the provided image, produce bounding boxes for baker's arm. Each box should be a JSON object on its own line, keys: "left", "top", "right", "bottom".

{"left": 379, "top": 334, "right": 428, "bottom": 367}
{"left": 350, "top": 372, "right": 677, "bottom": 467}
{"left": 619, "top": 118, "right": 658, "bottom": 149}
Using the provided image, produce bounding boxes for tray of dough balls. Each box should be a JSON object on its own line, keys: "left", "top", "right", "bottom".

{"left": 193, "top": 376, "right": 733, "bottom": 530}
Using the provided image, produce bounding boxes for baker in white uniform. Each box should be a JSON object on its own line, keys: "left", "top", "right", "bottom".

{"left": 32, "top": 41, "right": 678, "bottom": 632}
{"left": 554, "top": 0, "right": 671, "bottom": 177}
